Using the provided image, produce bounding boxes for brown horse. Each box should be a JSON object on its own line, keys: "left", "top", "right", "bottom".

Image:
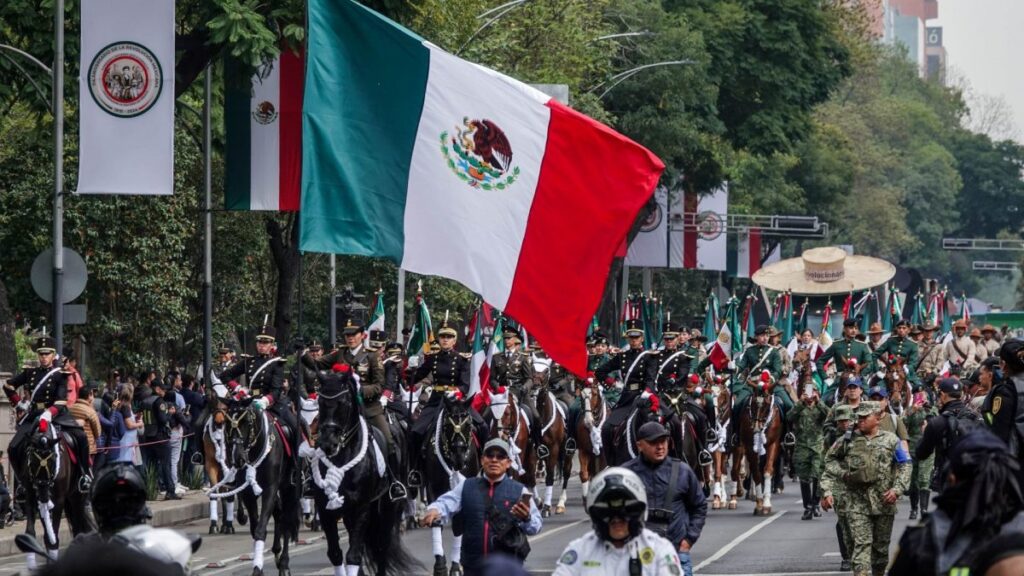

{"left": 202, "top": 399, "right": 247, "bottom": 535}
{"left": 734, "top": 380, "right": 784, "bottom": 515}
{"left": 565, "top": 384, "right": 607, "bottom": 510}
{"left": 701, "top": 376, "right": 733, "bottom": 510}
{"left": 529, "top": 367, "right": 566, "bottom": 518}
{"left": 882, "top": 356, "right": 911, "bottom": 413}
{"left": 489, "top": 388, "right": 536, "bottom": 491}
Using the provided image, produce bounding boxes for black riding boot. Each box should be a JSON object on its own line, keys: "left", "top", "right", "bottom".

{"left": 800, "top": 481, "right": 813, "bottom": 520}
{"left": 408, "top": 431, "right": 424, "bottom": 487}
{"left": 919, "top": 489, "right": 931, "bottom": 516}
{"left": 836, "top": 521, "right": 850, "bottom": 566}
{"left": 387, "top": 444, "right": 408, "bottom": 501}
{"left": 811, "top": 479, "right": 821, "bottom": 517}
{"left": 908, "top": 489, "right": 919, "bottom": 520}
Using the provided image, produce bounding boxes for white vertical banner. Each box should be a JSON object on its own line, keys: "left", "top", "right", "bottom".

{"left": 77, "top": 0, "right": 175, "bottom": 195}
{"left": 626, "top": 187, "right": 668, "bottom": 267}
{"left": 692, "top": 184, "right": 728, "bottom": 270}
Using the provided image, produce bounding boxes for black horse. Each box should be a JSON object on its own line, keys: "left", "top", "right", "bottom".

{"left": 608, "top": 395, "right": 675, "bottom": 466}
{"left": 423, "top": 393, "right": 480, "bottom": 576}
{"left": 313, "top": 368, "right": 419, "bottom": 576}
{"left": 14, "top": 419, "right": 90, "bottom": 565}
{"left": 223, "top": 402, "right": 300, "bottom": 576}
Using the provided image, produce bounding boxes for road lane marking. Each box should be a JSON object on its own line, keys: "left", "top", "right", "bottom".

{"left": 693, "top": 510, "right": 787, "bottom": 573}
{"left": 200, "top": 536, "right": 344, "bottom": 575}
{"left": 529, "top": 519, "right": 586, "bottom": 543}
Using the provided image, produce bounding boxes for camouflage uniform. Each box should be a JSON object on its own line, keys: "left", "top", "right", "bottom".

{"left": 902, "top": 402, "right": 936, "bottom": 517}
{"left": 821, "top": 402, "right": 911, "bottom": 576}
{"left": 788, "top": 400, "right": 829, "bottom": 479}
{"left": 822, "top": 404, "right": 855, "bottom": 568}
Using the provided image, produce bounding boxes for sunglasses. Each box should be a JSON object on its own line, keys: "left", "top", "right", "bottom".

{"left": 483, "top": 451, "right": 508, "bottom": 461}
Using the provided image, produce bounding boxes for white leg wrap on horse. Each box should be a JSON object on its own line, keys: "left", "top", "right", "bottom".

{"left": 581, "top": 481, "right": 589, "bottom": 498}
{"left": 47, "top": 549, "right": 58, "bottom": 561}
{"left": 544, "top": 485, "right": 553, "bottom": 506}
{"left": 431, "top": 526, "right": 444, "bottom": 556}
{"left": 557, "top": 490, "right": 567, "bottom": 507}
{"left": 345, "top": 565, "right": 360, "bottom": 576}
{"left": 226, "top": 501, "right": 234, "bottom": 522}
{"left": 302, "top": 498, "right": 312, "bottom": 514}
{"left": 25, "top": 553, "right": 37, "bottom": 570}
{"left": 253, "top": 540, "right": 265, "bottom": 569}
{"left": 451, "top": 534, "right": 463, "bottom": 563}
{"left": 334, "top": 566, "right": 345, "bottom": 576}
{"left": 209, "top": 499, "right": 219, "bottom": 522}
{"left": 764, "top": 477, "right": 773, "bottom": 506}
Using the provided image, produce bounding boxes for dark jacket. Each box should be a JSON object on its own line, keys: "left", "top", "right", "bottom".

{"left": 915, "top": 399, "right": 977, "bottom": 489}
{"left": 623, "top": 455, "right": 707, "bottom": 547}
{"left": 890, "top": 508, "right": 1024, "bottom": 575}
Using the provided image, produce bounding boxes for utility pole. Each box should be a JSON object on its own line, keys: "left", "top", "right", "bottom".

{"left": 52, "top": 0, "right": 65, "bottom": 351}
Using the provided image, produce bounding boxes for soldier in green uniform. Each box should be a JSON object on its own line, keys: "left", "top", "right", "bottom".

{"left": 490, "top": 325, "right": 544, "bottom": 450}
{"left": 902, "top": 384, "right": 935, "bottom": 519}
{"left": 821, "top": 401, "right": 912, "bottom": 576}
{"left": 788, "top": 384, "right": 829, "bottom": 520}
{"left": 872, "top": 319, "right": 920, "bottom": 388}
{"left": 822, "top": 403, "right": 855, "bottom": 572}
{"left": 817, "top": 318, "right": 872, "bottom": 390}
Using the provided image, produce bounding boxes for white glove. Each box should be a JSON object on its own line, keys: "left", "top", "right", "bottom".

{"left": 728, "top": 361, "right": 737, "bottom": 370}
{"left": 253, "top": 397, "right": 269, "bottom": 411}
{"left": 39, "top": 410, "right": 53, "bottom": 423}
{"left": 380, "top": 395, "right": 389, "bottom": 407}
{"left": 298, "top": 440, "right": 316, "bottom": 460}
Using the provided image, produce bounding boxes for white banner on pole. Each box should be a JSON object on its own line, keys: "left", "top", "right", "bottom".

{"left": 626, "top": 187, "right": 669, "bottom": 267}
{"left": 77, "top": 0, "right": 175, "bottom": 195}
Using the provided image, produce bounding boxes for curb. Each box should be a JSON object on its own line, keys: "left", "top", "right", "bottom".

{"left": 0, "top": 496, "right": 208, "bottom": 558}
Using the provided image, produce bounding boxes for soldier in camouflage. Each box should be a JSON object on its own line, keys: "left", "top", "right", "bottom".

{"left": 821, "top": 401, "right": 911, "bottom": 576}
{"left": 787, "top": 384, "right": 829, "bottom": 520}
{"left": 902, "top": 384, "right": 936, "bottom": 519}
{"left": 823, "top": 404, "right": 855, "bottom": 572}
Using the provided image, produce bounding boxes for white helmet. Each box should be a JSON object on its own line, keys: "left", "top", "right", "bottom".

{"left": 586, "top": 467, "right": 648, "bottom": 542}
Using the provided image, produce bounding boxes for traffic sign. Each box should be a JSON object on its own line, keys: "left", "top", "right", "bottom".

{"left": 30, "top": 247, "right": 87, "bottom": 304}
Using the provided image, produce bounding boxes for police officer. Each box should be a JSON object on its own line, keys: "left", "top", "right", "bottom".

{"left": 872, "top": 319, "right": 921, "bottom": 388}
{"left": 141, "top": 380, "right": 176, "bottom": 500}
{"left": 821, "top": 401, "right": 911, "bottom": 576}
{"left": 623, "top": 422, "right": 707, "bottom": 576}
{"left": 4, "top": 337, "right": 91, "bottom": 490}
{"left": 982, "top": 339, "right": 1024, "bottom": 472}
{"left": 220, "top": 325, "right": 301, "bottom": 482}
{"left": 408, "top": 318, "right": 486, "bottom": 486}
{"left": 596, "top": 319, "right": 656, "bottom": 462}
{"left": 914, "top": 377, "right": 982, "bottom": 492}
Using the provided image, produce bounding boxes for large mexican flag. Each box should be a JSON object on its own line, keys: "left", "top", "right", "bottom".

{"left": 300, "top": 0, "right": 664, "bottom": 374}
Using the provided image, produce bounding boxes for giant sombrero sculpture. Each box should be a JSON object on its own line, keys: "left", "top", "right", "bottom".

{"left": 751, "top": 246, "right": 896, "bottom": 295}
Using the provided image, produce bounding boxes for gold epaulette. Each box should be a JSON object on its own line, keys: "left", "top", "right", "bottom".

{"left": 459, "top": 352, "right": 472, "bottom": 359}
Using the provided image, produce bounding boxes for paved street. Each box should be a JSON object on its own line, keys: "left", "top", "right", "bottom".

{"left": 0, "top": 475, "right": 913, "bottom": 575}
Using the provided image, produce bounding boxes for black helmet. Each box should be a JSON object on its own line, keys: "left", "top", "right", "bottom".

{"left": 91, "top": 463, "right": 151, "bottom": 533}
{"left": 1000, "top": 338, "right": 1024, "bottom": 374}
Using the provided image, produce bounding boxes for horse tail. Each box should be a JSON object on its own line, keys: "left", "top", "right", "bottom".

{"left": 367, "top": 499, "right": 422, "bottom": 576}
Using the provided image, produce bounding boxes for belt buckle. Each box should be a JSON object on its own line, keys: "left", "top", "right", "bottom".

{"left": 36, "top": 403, "right": 45, "bottom": 410}
{"left": 253, "top": 390, "right": 262, "bottom": 396}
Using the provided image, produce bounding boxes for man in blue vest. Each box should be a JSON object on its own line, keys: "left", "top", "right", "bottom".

{"left": 421, "top": 438, "right": 542, "bottom": 576}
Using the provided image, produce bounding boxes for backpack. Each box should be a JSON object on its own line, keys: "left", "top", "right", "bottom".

{"left": 140, "top": 395, "right": 160, "bottom": 439}
{"left": 942, "top": 407, "right": 983, "bottom": 452}
{"left": 844, "top": 434, "right": 879, "bottom": 486}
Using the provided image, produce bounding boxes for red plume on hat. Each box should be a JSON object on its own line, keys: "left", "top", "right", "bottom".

{"left": 689, "top": 374, "right": 700, "bottom": 385}
{"left": 648, "top": 393, "right": 660, "bottom": 413}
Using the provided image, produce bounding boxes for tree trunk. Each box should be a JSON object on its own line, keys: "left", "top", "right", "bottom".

{"left": 267, "top": 215, "right": 300, "bottom": 346}
{"left": 0, "top": 278, "right": 16, "bottom": 373}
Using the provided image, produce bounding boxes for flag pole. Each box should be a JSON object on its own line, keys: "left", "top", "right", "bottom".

{"left": 202, "top": 65, "right": 213, "bottom": 390}
{"left": 329, "top": 254, "right": 337, "bottom": 347}
{"left": 52, "top": 0, "right": 65, "bottom": 353}
{"left": 396, "top": 268, "right": 407, "bottom": 344}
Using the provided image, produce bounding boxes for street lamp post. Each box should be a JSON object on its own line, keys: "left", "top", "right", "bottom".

{"left": 590, "top": 60, "right": 696, "bottom": 100}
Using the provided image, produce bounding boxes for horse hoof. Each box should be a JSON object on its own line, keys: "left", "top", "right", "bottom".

{"left": 310, "top": 519, "right": 320, "bottom": 532}
{"left": 449, "top": 562, "right": 463, "bottom": 576}
{"left": 433, "top": 555, "right": 447, "bottom": 576}
{"left": 252, "top": 568, "right": 264, "bottom": 576}
{"left": 728, "top": 501, "right": 737, "bottom": 510}
{"left": 762, "top": 507, "right": 772, "bottom": 515}
{"left": 555, "top": 505, "right": 565, "bottom": 515}
{"left": 209, "top": 522, "right": 219, "bottom": 535}
{"left": 238, "top": 509, "right": 248, "bottom": 525}
{"left": 222, "top": 522, "right": 235, "bottom": 535}
{"left": 712, "top": 501, "right": 721, "bottom": 510}
{"left": 280, "top": 570, "right": 290, "bottom": 576}
{"left": 542, "top": 505, "right": 552, "bottom": 518}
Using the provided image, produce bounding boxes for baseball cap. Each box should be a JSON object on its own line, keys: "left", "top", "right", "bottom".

{"left": 637, "top": 422, "right": 670, "bottom": 442}
{"left": 867, "top": 386, "right": 888, "bottom": 399}
{"left": 938, "top": 378, "right": 962, "bottom": 395}
{"left": 833, "top": 404, "right": 854, "bottom": 422}
{"left": 482, "top": 438, "right": 511, "bottom": 457}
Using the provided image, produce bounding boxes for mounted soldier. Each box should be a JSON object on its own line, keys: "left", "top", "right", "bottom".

{"left": 655, "top": 321, "right": 696, "bottom": 391}
{"left": 219, "top": 324, "right": 302, "bottom": 483}
{"left": 873, "top": 319, "right": 921, "bottom": 388}
{"left": 943, "top": 319, "right": 978, "bottom": 375}
{"left": 596, "top": 319, "right": 656, "bottom": 456}
{"left": 491, "top": 324, "right": 543, "bottom": 450}
{"left": 4, "top": 337, "right": 92, "bottom": 490}
{"left": 980, "top": 324, "right": 1001, "bottom": 357}
{"left": 817, "top": 318, "right": 872, "bottom": 377}
{"left": 916, "top": 323, "right": 944, "bottom": 380}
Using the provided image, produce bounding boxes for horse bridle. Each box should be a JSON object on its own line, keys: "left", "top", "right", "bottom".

{"left": 441, "top": 408, "right": 473, "bottom": 464}
{"left": 225, "top": 407, "right": 264, "bottom": 465}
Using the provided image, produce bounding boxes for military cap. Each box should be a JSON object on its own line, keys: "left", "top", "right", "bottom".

{"left": 34, "top": 337, "right": 56, "bottom": 354}
{"left": 754, "top": 325, "right": 770, "bottom": 337}
{"left": 368, "top": 330, "right": 387, "bottom": 345}
{"left": 437, "top": 317, "right": 458, "bottom": 338}
{"left": 855, "top": 401, "right": 879, "bottom": 417}
{"left": 592, "top": 332, "right": 610, "bottom": 345}
{"left": 842, "top": 318, "right": 859, "bottom": 328}
{"left": 895, "top": 319, "right": 911, "bottom": 329}
{"left": 503, "top": 328, "right": 523, "bottom": 343}
{"left": 217, "top": 343, "right": 235, "bottom": 354}
{"left": 341, "top": 318, "right": 363, "bottom": 336}
{"left": 385, "top": 341, "right": 403, "bottom": 355}
{"left": 833, "top": 404, "right": 854, "bottom": 422}
{"left": 307, "top": 340, "right": 323, "bottom": 352}
{"left": 624, "top": 318, "right": 644, "bottom": 337}
{"left": 256, "top": 324, "right": 276, "bottom": 343}
{"left": 661, "top": 322, "right": 681, "bottom": 338}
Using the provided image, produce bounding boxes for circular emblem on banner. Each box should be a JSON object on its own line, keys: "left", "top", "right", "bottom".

{"left": 696, "top": 210, "right": 725, "bottom": 240}
{"left": 639, "top": 204, "right": 663, "bottom": 233}
{"left": 252, "top": 101, "right": 278, "bottom": 125}
{"left": 440, "top": 118, "right": 520, "bottom": 191}
{"left": 87, "top": 41, "right": 163, "bottom": 118}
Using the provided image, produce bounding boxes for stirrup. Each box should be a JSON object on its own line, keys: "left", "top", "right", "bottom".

{"left": 536, "top": 444, "right": 550, "bottom": 459}
{"left": 389, "top": 481, "right": 408, "bottom": 502}
{"left": 78, "top": 473, "right": 93, "bottom": 494}
{"left": 408, "top": 470, "right": 423, "bottom": 488}
{"left": 783, "top": 432, "right": 797, "bottom": 447}
{"left": 698, "top": 450, "right": 713, "bottom": 467}
{"left": 564, "top": 438, "right": 577, "bottom": 455}
{"left": 705, "top": 429, "right": 719, "bottom": 445}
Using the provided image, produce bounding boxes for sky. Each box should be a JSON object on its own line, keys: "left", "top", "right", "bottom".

{"left": 934, "top": 0, "right": 1024, "bottom": 141}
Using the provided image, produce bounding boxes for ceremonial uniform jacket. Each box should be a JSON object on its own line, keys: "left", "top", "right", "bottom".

{"left": 307, "top": 345, "right": 386, "bottom": 417}
{"left": 816, "top": 338, "right": 871, "bottom": 375}
{"left": 414, "top": 349, "right": 471, "bottom": 403}
{"left": 221, "top": 354, "right": 285, "bottom": 404}
{"left": 595, "top": 348, "right": 655, "bottom": 407}
{"left": 382, "top": 355, "right": 405, "bottom": 396}
{"left": 735, "top": 344, "right": 783, "bottom": 383}
{"left": 872, "top": 337, "right": 920, "bottom": 382}
{"left": 654, "top": 346, "right": 695, "bottom": 390}
{"left": 5, "top": 364, "right": 69, "bottom": 415}
{"left": 916, "top": 341, "right": 944, "bottom": 378}
{"left": 943, "top": 336, "right": 979, "bottom": 372}
{"left": 491, "top": 349, "right": 533, "bottom": 390}
{"left": 587, "top": 352, "right": 613, "bottom": 374}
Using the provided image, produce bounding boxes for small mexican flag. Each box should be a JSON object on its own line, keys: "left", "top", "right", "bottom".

{"left": 225, "top": 50, "right": 304, "bottom": 211}
{"left": 368, "top": 291, "right": 385, "bottom": 334}
{"left": 299, "top": 0, "right": 664, "bottom": 375}
{"left": 407, "top": 293, "right": 434, "bottom": 357}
